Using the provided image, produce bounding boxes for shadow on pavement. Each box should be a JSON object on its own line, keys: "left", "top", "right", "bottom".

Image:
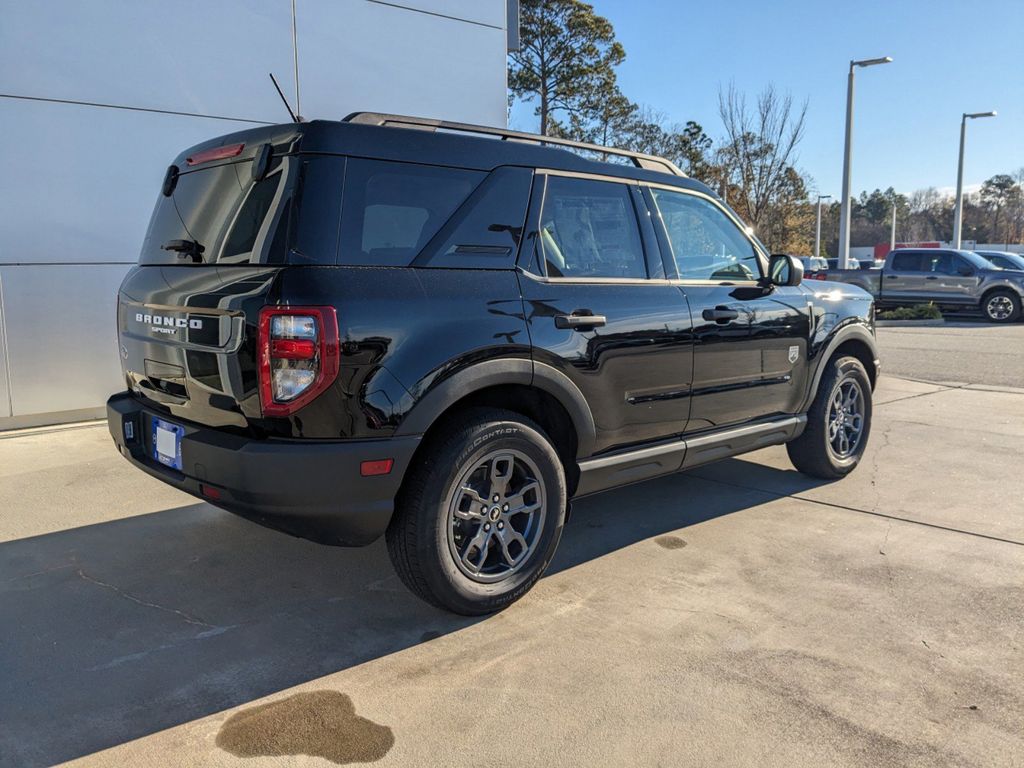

{"left": 0, "top": 461, "right": 821, "bottom": 766}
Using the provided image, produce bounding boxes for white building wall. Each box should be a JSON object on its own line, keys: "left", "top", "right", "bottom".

{"left": 0, "top": 0, "right": 511, "bottom": 429}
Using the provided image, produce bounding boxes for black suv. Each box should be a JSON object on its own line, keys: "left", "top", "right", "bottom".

{"left": 107, "top": 113, "right": 879, "bottom": 614}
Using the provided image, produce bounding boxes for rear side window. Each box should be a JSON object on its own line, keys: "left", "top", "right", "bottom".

{"left": 338, "top": 159, "right": 484, "bottom": 266}
{"left": 890, "top": 252, "right": 923, "bottom": 271}
{"left": 539, "top": 176, "right": 647, "bottom": 279}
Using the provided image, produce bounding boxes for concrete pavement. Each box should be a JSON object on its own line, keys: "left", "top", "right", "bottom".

{"left": 876, "top": 321, "right": 1024, "bottom": 387}
{"left": 1, "top": 375, "right": 1022, "bottom": 768}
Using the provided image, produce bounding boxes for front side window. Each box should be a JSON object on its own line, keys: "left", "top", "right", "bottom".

{"left": 339, "top": 159, "right": 483, "bottom": 266}
{"left": 925, "top": 252, "right": 955, "bottom": 274}
{"left": 539, "top": 176, "right": 647, "bottom": 279}
{"left": 649, "top": 188, "right": 760, "bottom": 281}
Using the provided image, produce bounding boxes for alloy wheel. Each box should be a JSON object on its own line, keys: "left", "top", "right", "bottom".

{"left": 986, "top": 295, "right": 1014, "bottom": 321}
{"left": 827, "top": 378, "right": 865, "bottom": 459}
{"left": 446, "top": 449, "right": 547, "bottom": 583}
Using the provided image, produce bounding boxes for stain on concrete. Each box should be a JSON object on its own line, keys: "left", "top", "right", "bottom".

{"left": 655, "top": 535, "right": 687, "bottom": 550}
{"left": 216, "top": 691, "right": 393, "bottom": 764}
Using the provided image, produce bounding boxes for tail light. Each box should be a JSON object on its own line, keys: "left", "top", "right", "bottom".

{"left": 258, "top": 307, "right": 340, "bottom": 417}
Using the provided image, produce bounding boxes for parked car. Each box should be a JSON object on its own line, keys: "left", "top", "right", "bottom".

{"left": 975, "top": 250, "right": 1024, "bottom": 272}
{"left": 107, "top": 113, "right": 880, "bottom": 614}
{"left": 826, "top": 248, "right": 1024, "bottom": 322}
{"left": 800, "top": 256, "right": 829, "bottom": 274}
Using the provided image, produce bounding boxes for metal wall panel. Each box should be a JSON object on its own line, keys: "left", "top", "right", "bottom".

{"left": 365, "top": 0, "right": 507, "bottom": 29}
{"left": 0, "top": 0, "right": 508, "bottom": 425}
{"left": 0, "top": 265, "right": 130, "bottom": 417}
{"left": 0, "top": 1, "right": 293, "bottom": 122}
{"left": 299, "top": 0, "right": 508, "bottom": 127}
{"left": 0, "top": 273, "right": 11, "bottom": 418}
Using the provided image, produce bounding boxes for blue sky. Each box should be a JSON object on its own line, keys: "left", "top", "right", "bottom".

{"left": 510, "top": 0, "right": 1023, "bottom": 198}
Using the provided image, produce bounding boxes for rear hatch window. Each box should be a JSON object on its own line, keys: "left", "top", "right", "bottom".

{"left": 140, "top": 150, "right": 342, "bottom": 266}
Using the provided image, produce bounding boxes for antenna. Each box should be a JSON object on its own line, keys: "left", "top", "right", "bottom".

{"left": 269, "top": 72, "right": 299, "bottom": 123}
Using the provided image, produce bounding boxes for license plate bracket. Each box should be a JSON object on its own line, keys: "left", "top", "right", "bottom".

{"left": 152, "top": 417, "right": 184, "bottom": 471}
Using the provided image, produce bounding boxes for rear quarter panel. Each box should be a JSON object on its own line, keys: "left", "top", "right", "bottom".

{"left": 272, "top": 266, "right": 530, "bottom": 439}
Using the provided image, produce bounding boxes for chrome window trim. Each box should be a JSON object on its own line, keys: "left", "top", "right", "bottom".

{"left": 527, "top": 170, "right": 654, "bottom": 284}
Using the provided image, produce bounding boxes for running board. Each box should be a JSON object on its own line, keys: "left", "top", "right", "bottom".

{"left": 575, "top": 415, "right": 806, "bottom": 497}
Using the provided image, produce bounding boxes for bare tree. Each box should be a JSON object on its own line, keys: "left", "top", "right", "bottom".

{"left": 717, "top": 83, "right": 808, "bottom": 230}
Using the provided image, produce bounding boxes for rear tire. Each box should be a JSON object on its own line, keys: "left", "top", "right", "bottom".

{"left": 982, "top": 289, "right": 1021, "bottom": 323}
{"left": 386, "top": 408, "right": 566, "bottom": 615}
{"left": 787, "top": 356, "right": 872, "bottom": 479}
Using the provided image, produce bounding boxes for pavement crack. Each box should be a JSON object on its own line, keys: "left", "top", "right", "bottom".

{"left": 874, "top": 384, "right": 964, "bottom": 407}
{"left": 879, "top": 521, "right": 892, "bottom": 556}
{"left": 75, "top": 568, "right": 214, "bottom": 628}
{"left": 688, "top": 474, "right": 1024, "bottom": 548}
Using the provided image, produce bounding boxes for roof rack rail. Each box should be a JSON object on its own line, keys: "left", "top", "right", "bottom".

{"left": 342, "top": 112, "right": 686, "bottom": 177}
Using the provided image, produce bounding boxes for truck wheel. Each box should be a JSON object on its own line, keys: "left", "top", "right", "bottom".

{"left": 386, "top": 408, "right": 566, "bottom": 615}
{"left": 787, "top": 356, "right": 872, "bottom": 479}
{"left": 982, "top": 290, "right": 1021, "bottom": 323}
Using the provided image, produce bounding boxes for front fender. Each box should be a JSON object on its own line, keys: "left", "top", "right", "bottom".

{"left": 799, "top": 318, "right": 879, "bottom": 413}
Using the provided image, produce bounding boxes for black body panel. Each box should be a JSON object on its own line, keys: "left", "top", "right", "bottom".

{"left": 109, "top": 116, "right": 879, "bottom": 548}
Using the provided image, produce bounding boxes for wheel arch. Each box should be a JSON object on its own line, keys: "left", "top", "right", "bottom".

{"left": 801, "top": 323, "right": 879, "bottom": 412}
{"left": 393, "top": 359, "right": 597, "bottom": 494}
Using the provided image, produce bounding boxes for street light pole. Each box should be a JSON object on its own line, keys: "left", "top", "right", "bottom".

{"left": 837, "top": 56, "right": 892, "bottom": 269}
{"left": 814, "top": 194, "right": 831, "bottom": 260}
{"left": 953, "top": 111, "right": 997, "bottom": 249}
{"left": 890, "top": 200, "right": 897, "bottom": 253}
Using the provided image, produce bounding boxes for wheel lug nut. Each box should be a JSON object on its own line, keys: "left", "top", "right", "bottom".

{"left": 484, "top": 523, "right": 491, "bottom": 531}
{"left": 502, "top": 503, "right": 509, "bottom": 512}
{"left": 497, "top": 522, "right": 504, "bottom": 530}
{"left": 493, "top": 495, "right": 500, "bottom": 502}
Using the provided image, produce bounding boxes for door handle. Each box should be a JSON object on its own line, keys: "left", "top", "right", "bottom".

{"left": 925, "top": 276, "right": 938, "bottom": 280}
{"left": 885, "top": 274, "right": 898, "bottom": 279}
{"left": 702, "top": 306, "right": 740, "bottom": 323}
{"left": 554, "top": 312, "right": 607, "bottom": 330}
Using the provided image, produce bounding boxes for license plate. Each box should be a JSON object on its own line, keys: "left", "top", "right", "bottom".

{"left": 152, "top": 417, "right": 184, "bottom": 470}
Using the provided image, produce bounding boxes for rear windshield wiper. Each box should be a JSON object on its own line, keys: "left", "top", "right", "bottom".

{"left": 161, "top": 239, "right": 206, "bottom": 263}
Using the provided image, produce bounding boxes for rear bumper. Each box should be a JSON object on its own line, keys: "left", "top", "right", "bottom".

{"left": 106, "top": 392, "right": 419, "bottom": 546}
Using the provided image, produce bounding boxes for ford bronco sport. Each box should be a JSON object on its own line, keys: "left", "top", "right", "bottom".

{"left": 107, "top": 113, "right": 880, "bottom": 614}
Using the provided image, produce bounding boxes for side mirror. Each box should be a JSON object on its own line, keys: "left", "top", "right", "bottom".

{"left": 768, "top": 254, "right": 803, "bottom": 287}
{"left": 957, "top": 265, "right": 974, "bottom": 277}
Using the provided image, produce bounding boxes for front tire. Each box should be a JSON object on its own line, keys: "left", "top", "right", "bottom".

{"left": 982, "top": 290, "right": 1021, "bottom": 323}
{"left": 787, "top": 356, "right": 873, "bottom": 479}
{"left": 386, "top": 408, "right": 566, "bottom": 615}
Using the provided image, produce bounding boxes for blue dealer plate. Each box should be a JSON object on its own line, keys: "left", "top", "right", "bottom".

{"left": 152, "top": 417, "right": 184, "bottom": 470}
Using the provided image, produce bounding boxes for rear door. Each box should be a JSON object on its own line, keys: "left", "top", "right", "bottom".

{"left": 643, "top": 185, "right": 811, "bottom": 431}
{"left": 517, "top": 173, "right": 694, "bottom": 454}
{"left": 883, "top": 251, "right": 926, "bottom": 302}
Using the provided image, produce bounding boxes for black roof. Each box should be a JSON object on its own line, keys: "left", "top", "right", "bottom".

{"left": 172, "top": 117, "right": 716, "bottom": 198}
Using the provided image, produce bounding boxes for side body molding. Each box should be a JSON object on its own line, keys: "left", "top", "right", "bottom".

{"left": 394, "top": 359, "right": 598, "bottom": 459}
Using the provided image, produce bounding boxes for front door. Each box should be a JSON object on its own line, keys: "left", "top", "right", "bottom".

{"left": 518, "top": 173, "right": 694, "bottom": 454}
{"left": 921, "top": 251, "right": 981, "bottom": 305}
{"left": 643, "top": 185, "right": 811, "bottom": 432}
